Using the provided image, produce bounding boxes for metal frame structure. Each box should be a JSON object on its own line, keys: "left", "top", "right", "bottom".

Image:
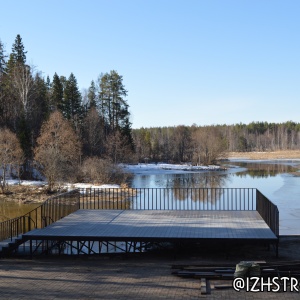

{"left": 0, "top": 188, "right": 279, "bottom": 257}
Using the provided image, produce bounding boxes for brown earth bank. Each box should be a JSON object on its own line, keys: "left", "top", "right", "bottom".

{"left": 228, "top": 150, "right": 300, "bottom": 160}
{"left": 0, "top": 185, "right": 64, "bottom": 204}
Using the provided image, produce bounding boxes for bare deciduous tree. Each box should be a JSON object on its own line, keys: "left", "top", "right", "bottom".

{"left": 81, "top": 157, "right": 129, "bottom": 185}
{"left": 82, "top": 107, "right": 105, "bottom": 156}
{"left": 0, "top": 128, "right": 24, "bottom": 192}
{"left": 173, "top": 125, "right": 192, "bottom": 162}
{"left": 192, "top": 126, "right": 227, "bottom": 165}
{"left": 34, "top": 111, "right": 81, "bottom": 191}
{"left": 106, "top": 130, "right": 134, "bottom": 163}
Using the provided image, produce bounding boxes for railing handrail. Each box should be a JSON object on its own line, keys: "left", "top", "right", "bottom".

{"left": 256, "top": 190, "right": 279, "bottom": 236}
{"left": 0, "top": 189, "right": 80, "bottom": 242}
{"left": 1, "top": 187, "right": 279, "bottom": 243}
{"left": 79, "top": 187, "right": 258, "bottom": 211}
{"left": 79, "top": 187, "right": 279, "bottom": 237}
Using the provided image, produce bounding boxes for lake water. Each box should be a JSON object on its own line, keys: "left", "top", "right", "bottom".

{"left": 0, "top": 200, "right": 40, "bottom": 222}
{"left": 129, "top": 160, "right": 300, "bottom": 235}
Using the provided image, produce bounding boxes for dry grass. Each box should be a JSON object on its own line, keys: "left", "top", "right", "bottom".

{"left": 0, "top": 185, "right": 137, "bottom": 204}
{"left": 0, "top": 185, "right": 61, "bottom": 203}
{"left": 228, "top": 150, "right": 300, "bottom": 160}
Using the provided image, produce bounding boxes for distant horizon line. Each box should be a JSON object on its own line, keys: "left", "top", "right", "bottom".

{"left": 132, "top": 119, "right": 300, "bottom": 129}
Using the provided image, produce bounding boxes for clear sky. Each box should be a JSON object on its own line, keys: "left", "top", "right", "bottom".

{"left": 1, "top": 0, "right": 299, "bottom": 128}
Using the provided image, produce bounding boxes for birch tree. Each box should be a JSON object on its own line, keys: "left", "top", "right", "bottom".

{"left": 11, "top": 64, "right": 35, "bottom": 118}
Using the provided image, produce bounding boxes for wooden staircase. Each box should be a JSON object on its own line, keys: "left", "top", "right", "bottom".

{"left": 0, "top": 235, "right": 28, "bottom": 257}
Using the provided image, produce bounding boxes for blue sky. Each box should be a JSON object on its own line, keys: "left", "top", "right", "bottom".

{"left": 1, "top": 0, "right": 299, "bottom": 128}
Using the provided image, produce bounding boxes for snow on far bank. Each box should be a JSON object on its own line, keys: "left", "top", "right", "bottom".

{"left": 4, "top": 163, "right": 226, "bottom": 189}
{"left": 66, "top": 183, "right": 120, "bottom": 190}
{"left": 5, "top": 180, "right": 120, "bottom": 190}
{"left": 122, "top": 163, "right": 225, "bottom": 175}
{"left": 6, "top": 179, "right": 47, "bottom": 187}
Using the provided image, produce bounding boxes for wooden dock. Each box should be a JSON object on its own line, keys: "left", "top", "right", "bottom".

{"left": 0, "top": 188, "right": 279, "bottom": 257}
{"left": 24, "top": 209, "right": 277, "bottom": 254}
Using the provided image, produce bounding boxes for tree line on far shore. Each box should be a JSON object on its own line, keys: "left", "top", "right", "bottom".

{"left": 133, "top": 121, "right": 300, "bottom": 164}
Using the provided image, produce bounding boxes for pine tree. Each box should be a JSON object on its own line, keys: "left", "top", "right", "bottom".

{"left": 0, "top": 53, "right": 18, "bottom": 129}
{"left": 59, "top": 75, "right": 67, "bottom": 89}
{"left": 11, "top": 34, "right": 27, "bottom": 65}
{"left": 6, "top": 53, "right": 15, "bottom": 75}
{"left": 88, "top": 80, "right": 97, "bottom": 108}
{"left": 31, "top": 73, "right": 50, "bottom": 138}
{"left": 98, "top": 70, "right": 129, "bottom": 132}
{"left": 98, "top": 70, "right": 134, "bottom": 153}
{"left": 62, "top": 73, "right": 82, "bottom": 121}
{"left": 51, "top": 73, "right": 63, "bottom": 111}
{"left": 46, "top": 75, "right": 51, "bottom": 90}
{"left": 121, "top": 116, "right": 135, "bottom": 151}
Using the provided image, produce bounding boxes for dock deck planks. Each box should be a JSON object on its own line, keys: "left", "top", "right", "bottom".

{"left": 24, "top": 209, "right": 277, "bottom": 242}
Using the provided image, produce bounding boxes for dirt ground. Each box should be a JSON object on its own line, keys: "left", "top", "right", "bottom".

{"left": 0, "top": 236, "right": 299, "bottom": 299}
{"left": 0, "top": 184, "right": 65, "bottom": 203}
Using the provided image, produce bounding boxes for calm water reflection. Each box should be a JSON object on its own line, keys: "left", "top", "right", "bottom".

{"left": 230, "top": 161, "right": 297, "bottom": 178}
{"left": 0, "top": 200, "right": 40, "bottom": 222}
{"left": 130, "top": 161, "right": 299, "bottom": 190}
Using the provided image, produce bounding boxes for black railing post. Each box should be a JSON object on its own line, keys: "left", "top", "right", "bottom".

{"left": 27, "top": 216, "right": 30, "bottom": 232}
{"left": 256, "top": 189, "right": 279, "bottom": 237}
{"left": 0, "top": 189, "right": 81, "bottom": 243}
{"left": 10, "top": 220, "right": 13, "bottom": 241}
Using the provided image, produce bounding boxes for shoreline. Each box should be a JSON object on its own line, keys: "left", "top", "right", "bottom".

{"left": 228, "top": 150, "right": 300, "bottom": 160}
{"left": 2, "top": 152, "right": 300, "bottom": 204}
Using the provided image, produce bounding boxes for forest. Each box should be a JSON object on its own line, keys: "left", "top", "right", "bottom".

{"left": 0, "top": 35, "right": 134, "bottom": 190}
{"left": 0, "top": 35, "right": 299, "bottom": 189}
{"left": 133, "top": 121, "right": 300, "bottom": 164}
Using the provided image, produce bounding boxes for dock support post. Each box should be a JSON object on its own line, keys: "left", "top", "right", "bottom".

{"left": 30, "top": 239, "right": 33, "bottom": 259}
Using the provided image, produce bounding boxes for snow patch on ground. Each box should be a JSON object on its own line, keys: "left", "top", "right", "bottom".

{"left": 4, "top": 163, "right": 225, "bottom": 188}
{"left": 5, "top": 179, "right": 47, "bottom": 187}
{"left": 4, "top": 180, "right": 120, "bottom": 190}
{"left": 122, "top": 163, "right": 224, "bottom": 175}
{"left": 66, "top": 183, "right": 120, "bottom": 190}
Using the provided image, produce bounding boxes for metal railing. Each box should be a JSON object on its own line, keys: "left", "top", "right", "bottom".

{"left": 79, "top": 187, "right": 257, "bottom": 211}
{"left": 79, "top": 187, "right": 279, "bottom": 237}
{"left": 0, "top": 190, "right": 80, "bottom": 242}
{"left": 256, "top": 190, "right": 279, "bottom": 236}
{"left": 0, "top": 187, "right": 279, "bottom": 243}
